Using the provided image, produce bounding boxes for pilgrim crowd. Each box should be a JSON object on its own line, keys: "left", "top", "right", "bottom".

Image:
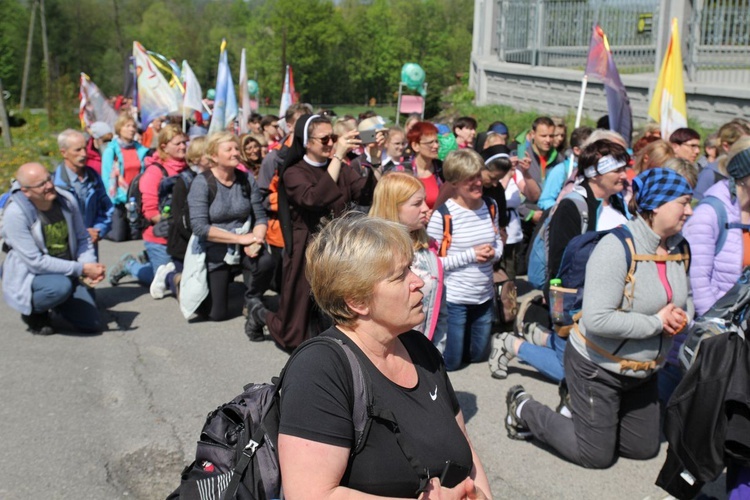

{"left": 2, "top": 96, "right": 749, "bottom": 499}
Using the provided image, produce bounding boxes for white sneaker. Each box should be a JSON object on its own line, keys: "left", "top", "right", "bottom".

{"left": 150, "top": 262, "right": 175, "bottom": 299}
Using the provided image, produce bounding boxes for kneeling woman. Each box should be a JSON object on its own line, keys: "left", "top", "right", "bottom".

{"left": 278, "top": 214, "right": 491, "bottom": 499}
{"left": 186, "top": 132, "right": 273, "bottom": 336}
{"left": 506, "top": 168, "right": 694, "bottom": 469}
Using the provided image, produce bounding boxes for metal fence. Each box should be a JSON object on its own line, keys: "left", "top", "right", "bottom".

{"left": 496, "top": 0, "right": 661, "bottom": 70}
{"left": 495, "top": 0, "right": 750, "bottom": 86}
{"left": 687, "top": 0, "right": 750, "bottom": 86}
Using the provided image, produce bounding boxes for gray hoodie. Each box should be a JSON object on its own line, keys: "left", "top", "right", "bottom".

{"left": 572, "top": 216, "right": 694, "bottom": 378}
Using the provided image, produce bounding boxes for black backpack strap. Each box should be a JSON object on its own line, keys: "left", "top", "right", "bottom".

{"left": 436, "top": 203, "right": 452, "bottom": 257}
{"left": 203, "top": 169, "right": 219, "bottom": 205}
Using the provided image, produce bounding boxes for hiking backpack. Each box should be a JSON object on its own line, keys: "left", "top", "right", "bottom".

{"left": 526, "top": 191, "right": 589, "bottom": 290}
{"left": 548, "top": 225, "right": 690, "bottom": 370}
{"left": 696, "top": 195, "right": 750, "bottom": 256}
{"left": 127, "top": 163, "right": 196, "bottom": 238}
{"left": 436, "top": 197, "right": 517, "bottom": 325}
{"left": 678, "top": 266, "right": 750, "bottom": 371}
{"left": 167, "top": 335, "right": 372, "bottom": 500}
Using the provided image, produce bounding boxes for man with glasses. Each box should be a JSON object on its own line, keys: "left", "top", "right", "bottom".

{"left": 54, "top": 129, "right": 113, "bottom": 254}
{"left": 669, "top": 128, "right": 702, "bottom": 164}
{"left": 1, "top": 162, "right": 107, "bottom": 336}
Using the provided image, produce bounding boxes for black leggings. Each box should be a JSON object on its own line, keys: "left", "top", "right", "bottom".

{"left": 203, "top": 249, "right": 275, "bottom": 321}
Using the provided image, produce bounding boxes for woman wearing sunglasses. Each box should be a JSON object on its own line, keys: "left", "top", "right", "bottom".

{"left": 245, "top": 115, "right": 377, "bottom": 352}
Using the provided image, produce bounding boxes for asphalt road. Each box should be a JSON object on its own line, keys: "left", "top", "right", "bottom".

{"left": 0, "top": 239, "right": 726, "bottom": 499}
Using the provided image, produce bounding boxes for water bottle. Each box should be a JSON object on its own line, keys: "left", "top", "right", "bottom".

{"left": 549, "top": 278, "right": 565, "bottom": 324}
{"left": 161, "top": 205, "right": 171, "bottom": 220}
{"left": 125, "top": 197, "right": 139, "bottom": 225}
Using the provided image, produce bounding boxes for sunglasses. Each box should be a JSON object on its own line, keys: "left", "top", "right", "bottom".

{"left": 311, "top": 134, "right": 338, "bottom": 145}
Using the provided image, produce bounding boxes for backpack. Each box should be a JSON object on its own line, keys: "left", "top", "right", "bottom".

{"left": 168, "top": 334, "right": 430, "bottom": 500}
{"left": 126, "top": 163, "right": 168, "bottom": 237}
{"left": 128, "top": 163, "right": 197, "bottom": 238}
{"left": 153, "top": 169, "right": 196, "bottom": 238}
{"left": 549, "top": 226, "right": 691, "bottom": 371}
{"left": 527, "top": 191, "right": 589, "bottom": 290}
{"left": 0, "top": 186, "right": 13, "bottom": 252}
{"left": 678, "top": 266, "right": 750, "bottom": 371}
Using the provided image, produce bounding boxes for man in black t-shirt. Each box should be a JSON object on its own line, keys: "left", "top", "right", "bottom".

{"left": 1, "top": 163, "right": 106, "bottom": 335}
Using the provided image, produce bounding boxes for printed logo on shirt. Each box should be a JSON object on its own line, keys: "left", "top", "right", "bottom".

{"left": 429, "top": 385, "right": 438, "bottom": 401}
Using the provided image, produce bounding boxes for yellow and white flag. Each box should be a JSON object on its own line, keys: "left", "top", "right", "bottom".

{"left": 648, "top": 18, "right": 687, "bottom": 138}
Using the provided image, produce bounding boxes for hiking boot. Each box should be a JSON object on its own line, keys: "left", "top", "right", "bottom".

{"left": 515, "top": 290, "right": 543, "bottom": 335}
{"left": 245, "top": 301, "right": 267, "bottom": 342}
{"left": 150, "top": 261, "right": 175, "bottom": 299}
{"left": 555, "top": 379, "right": 572, "bottom": 419}
{"left": 21, "top": 312, "right": 54, "bottom": 336}
{"left": 109, "top": 253, "right": 136, "bottom": 286}
{"left": 488, "top": 332, "right": 516, "bottom": 379}
{"left": 505, "top": 385, "right": 533, "bottom": 441}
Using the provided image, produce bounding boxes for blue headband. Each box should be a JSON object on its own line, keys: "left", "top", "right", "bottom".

{"left": 632, "top": 168, "right": 693, "bottom": 211}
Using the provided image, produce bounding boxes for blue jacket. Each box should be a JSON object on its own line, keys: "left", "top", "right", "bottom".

{"left": 0, "top": 188, "right": 96, "bottom": 315}
{"left": 100, "top": 140, "right": 150, "bottom": 205}
{"left": 53, "top": 163, "right": 114, "bottom": 238}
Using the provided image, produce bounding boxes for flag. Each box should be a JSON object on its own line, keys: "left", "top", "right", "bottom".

{"left": 279, "top": 65, "right": 297, "bottom": 118}
{"left": 181, "top": 60, "right": 203, "bottom": 114}
{"left": 239, "top": 48, "right": 251, "bottom": 134}
{"left": 208, "top": 39, "right": 238, "bottom": 135}
{"left": 649, "top": 18, "right": 687, "bottom": 138}
{"left": 133, "top": 41, "right": 180, "bottom": 127}
{"left": 79, "top": 73, "right": 118, "bottom": 130}
{"left": 585, "top": 25, "right": 633, "bottom": 146}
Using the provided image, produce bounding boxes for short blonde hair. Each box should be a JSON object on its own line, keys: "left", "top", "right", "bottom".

{"left": 443, "top": 149, "right": 483, "bottom": 183}
{"left": 205, "top": 131, "right": 240, "bottom": 164}
{"left": 114, "top": 113, "right": 136, "bottom": 136}
{"left": 251, "top": 133, "right": 268, "bottom": 147}
{"left": 369, "top": 173, "right": 429, "bottom": 250}
{"left": 186, "top": 136, "right": 208, "bottom": 166}
{"left": 157, "top": 124, "right": 187, "bottom": 160}
{"left": 305, "top": 213, "right": 413, "bottom": 327}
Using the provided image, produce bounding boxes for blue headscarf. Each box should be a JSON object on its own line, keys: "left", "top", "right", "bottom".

{"left": 632, "top": 168, "right": 692, "bottom": 211}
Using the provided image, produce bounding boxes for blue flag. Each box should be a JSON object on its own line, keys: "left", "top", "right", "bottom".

{"left": 209, "top": 39, "right": 238, "bottom": 135}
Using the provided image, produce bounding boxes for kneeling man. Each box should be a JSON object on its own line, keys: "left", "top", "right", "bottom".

{"left": 1, "top": 162, "right": 106, "bottom": 335}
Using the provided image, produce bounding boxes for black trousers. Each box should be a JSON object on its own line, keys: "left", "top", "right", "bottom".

{"left": 521, "top": 343, "right": 661, "bottom": 469}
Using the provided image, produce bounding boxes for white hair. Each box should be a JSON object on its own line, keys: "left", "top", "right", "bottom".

{"left": 581, "top": 129, "right": 627, "bottom": 149}
{"left": 57, "top": 129, "right": 85, "bottom": 150}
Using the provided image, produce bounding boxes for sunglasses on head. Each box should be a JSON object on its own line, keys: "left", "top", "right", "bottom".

{"left": 312, "top": 134, "right": 338, "bottom": 145}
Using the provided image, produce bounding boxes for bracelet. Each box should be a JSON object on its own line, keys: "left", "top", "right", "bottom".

{"left": 332, "top": 154, "right": 344, "bottom": 162}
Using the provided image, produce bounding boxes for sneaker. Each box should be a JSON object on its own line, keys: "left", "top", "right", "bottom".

{"left": 522, "top": 321, "right": 552, "bottom": 346}
{"left": 488, "top": 332, "right": 515, "bottom": 379}
{"left": 515, "top": 290, "right": 543, "bottom": 335}
{"left": 245, "top": 301, "right": 267, "bottom": 342}
{"left": 109, "top": 253, "right": 136, "bottom": 286}
{"left": 555, "top": 379, "right": 572, "bottom": 418}
{"left": 21, "top": 312, "right": 54, "bottom": 336}
{"left": 505, "top": 385, "right": 533, "bottom": 441}
{"left": 150, "top": 261, "right": 175, "bottom": 299}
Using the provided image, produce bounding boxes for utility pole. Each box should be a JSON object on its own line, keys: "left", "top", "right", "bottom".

{"left": 0, "top": 79, "right": 13, "bottom": 147}
{"left": 39, "top": 0, "right": 52, "bottom": 120}
{"left": 20, "top": 0, "right": 38, "bottom": 111}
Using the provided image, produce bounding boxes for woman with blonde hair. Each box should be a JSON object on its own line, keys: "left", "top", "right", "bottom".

{"left": 101, "top": 113, "right": 150, "bottom": 241}
{"left": 185, "top": 132, "right": 273, "bottom": 336}
{"left": 633, "top": 139, "right": 675, "bottom": 174}
{"left": 108, "top": 124, "right": 190, "bottom": 292}
{"left": 370, "top": 172, "right": 448, "bottom": 349}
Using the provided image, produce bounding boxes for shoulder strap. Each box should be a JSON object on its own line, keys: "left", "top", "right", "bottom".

{"left": 203, "top": 169, "right": 219, "bottom": 205}
{"left": 702, "top": 195, "right": 728, "bottom": 255}
{"left": 483, "top": 196, "right": 499, "bottom": 235}
{"left": 150, "top": 161, "right": 169, "bottom": 179}
{"left": 566, "top": 191, "right": 589, "bottom": 234}
{"left": 436, "top": 203, "right": 452, "bottom": 257}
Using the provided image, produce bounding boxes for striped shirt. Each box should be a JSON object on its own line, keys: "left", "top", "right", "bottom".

{"left": 427, "top": 199, "right": 503, "bottom": 304}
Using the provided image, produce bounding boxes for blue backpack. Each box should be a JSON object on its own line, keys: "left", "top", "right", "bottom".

{"left": 527, "top": 191, "right": 588, "bottom": 290}
{"left": 549, "top": 225, "right": 691, "bottom": 337}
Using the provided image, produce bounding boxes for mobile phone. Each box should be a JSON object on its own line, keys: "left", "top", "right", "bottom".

{"left": 359, "top": 129, "right": 378, "bottom": 144}
{"left": 439, "top": 460, "right": 471, "bottom": 489}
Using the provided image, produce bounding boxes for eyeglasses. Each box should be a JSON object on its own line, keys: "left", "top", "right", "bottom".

{"left": 736, "top": 178, "right": 749, "bottom": 187}
{"left": 23, "top": 175, "right": 54, "bottom": 189}
{"left": 679, "top": 141, "right": 701, "bottom": 150}
{"left": 311, "top": 134, "right": 338, "bottom": 145}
